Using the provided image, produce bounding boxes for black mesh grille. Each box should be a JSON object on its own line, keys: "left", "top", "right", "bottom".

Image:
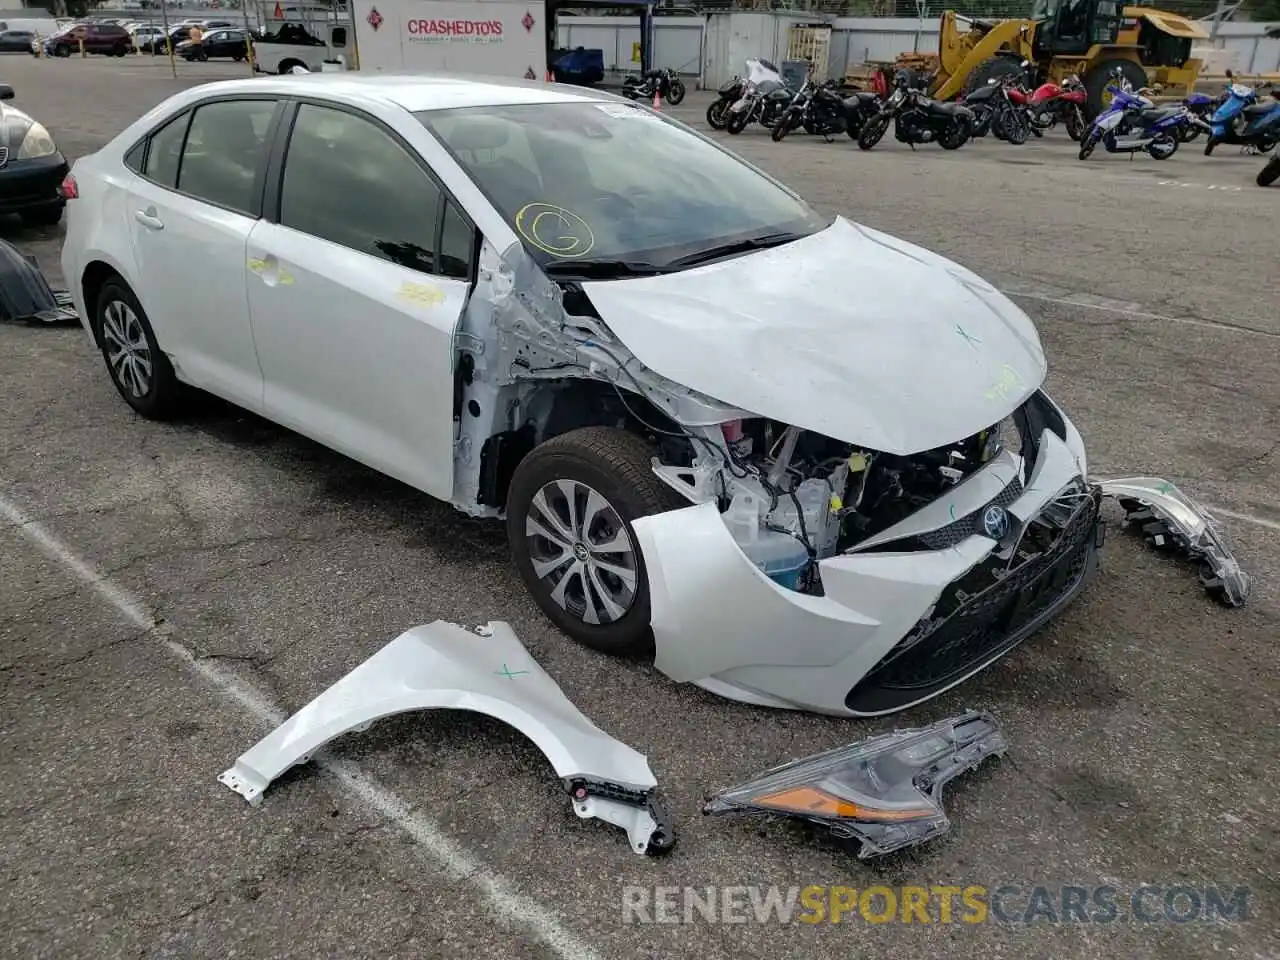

{"left": 917, "top": 476, "right": 1025, "bottom": 550}
{"left": 846, "top": 487, "right": 1101, "bottom": 713}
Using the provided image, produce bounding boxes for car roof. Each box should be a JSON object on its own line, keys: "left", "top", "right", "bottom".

{"left": 193, "top": 73, "right": 622, "bottom": 113}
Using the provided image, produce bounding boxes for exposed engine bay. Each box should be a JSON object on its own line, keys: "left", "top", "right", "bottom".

{"left": 652, "top": 417, "right": 1009, "bottom": 593}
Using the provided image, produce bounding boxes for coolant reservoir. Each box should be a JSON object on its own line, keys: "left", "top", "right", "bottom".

{"left": 724, "top": 491, "right": 810, "bottom": 591}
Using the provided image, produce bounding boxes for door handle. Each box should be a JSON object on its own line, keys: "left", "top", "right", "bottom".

{"left": 134, "top": 209, "right": 164, "bottom": 230}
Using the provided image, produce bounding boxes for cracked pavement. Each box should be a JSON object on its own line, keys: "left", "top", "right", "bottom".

{"left": 0, "top": 57, "right": 1277, "bottom": 960}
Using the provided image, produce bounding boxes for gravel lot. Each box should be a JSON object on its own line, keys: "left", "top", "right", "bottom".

{"left": 1, "top": 55, "right": 1277, "bottom": 960}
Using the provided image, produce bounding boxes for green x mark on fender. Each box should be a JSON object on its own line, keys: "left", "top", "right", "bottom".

{"left": 955, "top": 323, "right": 982, "bottom": 348}
{"left": 494, "top": 663, "right": 529, "bottom": 680}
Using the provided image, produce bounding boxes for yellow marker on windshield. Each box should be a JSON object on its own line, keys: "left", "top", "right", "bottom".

{"left": 514, "top": 203, "right": 595, "bottom": 258}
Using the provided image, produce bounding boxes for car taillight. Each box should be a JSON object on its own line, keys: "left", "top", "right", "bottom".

{"left": 58, "top": 173, "right": 77, "bottom": 200}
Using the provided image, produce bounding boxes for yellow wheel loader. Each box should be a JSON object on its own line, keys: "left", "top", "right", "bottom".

{"left": 906, "top": 0, "right": 1208, "bottom": 118}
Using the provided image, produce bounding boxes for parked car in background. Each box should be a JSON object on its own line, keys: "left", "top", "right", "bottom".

{"left": 38, "top": 21, "right": 132, "bottom": 57}
{"left": 0, "top": 81, "right": 69, "bottom": 226}
{"left": 130, "top": 24, "right": 165, "bottom": 49}
{"left": 0, "top": 29, "right": 34, "bottom": 52}
{"left": 177, "top": 27, "right": 251, "bottom": 61}
{"left": 139, "top": 24, "right": 190, "bottom": 55}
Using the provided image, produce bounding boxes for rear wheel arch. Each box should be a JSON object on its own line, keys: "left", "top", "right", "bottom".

{"left": 81, "top": 260, "right": 122, "bottom": 344}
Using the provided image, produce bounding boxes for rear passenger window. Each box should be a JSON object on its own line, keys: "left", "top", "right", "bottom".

{"left": 177, "top": 99, "right": 276, "bottom": 216}
{"left": 142, "top": 111, "right": 189, "bottom": 188}
{"left": 279, "top": 104, "right": 443, "bottom": 274}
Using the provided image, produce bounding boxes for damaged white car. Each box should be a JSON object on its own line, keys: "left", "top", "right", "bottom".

{"left": 62, "top": 73, "right": 1104, "bottom": 718}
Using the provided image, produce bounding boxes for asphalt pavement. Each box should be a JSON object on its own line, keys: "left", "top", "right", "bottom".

{"left": 1, "top": 56, "right": 1277, "bottom": 960}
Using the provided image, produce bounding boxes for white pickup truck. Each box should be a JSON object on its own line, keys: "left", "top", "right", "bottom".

{"left": 252, "top": 0, "right": 549, "bottom": 79}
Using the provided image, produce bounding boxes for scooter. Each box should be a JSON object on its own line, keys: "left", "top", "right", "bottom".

{"left": 1204, "top": 73, "right": 1280, "bottom": 155}
{"left": 1078, "top": 70, "right": 1204, "bottom": 160}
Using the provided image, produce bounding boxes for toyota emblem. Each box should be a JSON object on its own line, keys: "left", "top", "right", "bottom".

{"left": 981, "top": 504, "right": 1009, "bottom": 540}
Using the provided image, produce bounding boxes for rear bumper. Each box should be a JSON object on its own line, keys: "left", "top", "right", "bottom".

{"left": 0, "top": 153, "right": 68, "bottom": 213}
{"left": 633, "top": 395, "right": 1099, "bottom": 717}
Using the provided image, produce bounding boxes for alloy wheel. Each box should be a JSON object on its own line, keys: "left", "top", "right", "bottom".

{"left": 101, "top": 299, "right": 153, "bottom": 399}
{"left": 524, "top": 478, "right": 638, "bottom": 626}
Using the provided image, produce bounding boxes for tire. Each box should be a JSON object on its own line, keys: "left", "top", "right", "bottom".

{"left": 938, "top": 118, "right": 970, "bottom": 150}
{"left": 1147, "top": 133, "right": 1178, "bottom": 160}
{"left": 1258, "top": 155, "right": 1280, "bottom": 186}
{"left": 54, "top": 44, "right": 69, "bottom": 57}
{"left": 94, "top": 279, "right": 183, "bottom": 420}
{"left": 1065, "top": 106, "right": 1085, "bottom": 141}
{"left": 1203, "top": 135, "right": 1218, "bottom": 156}
{"left": 1078, "top": 127, "right": 1102, "bottom": 160}
{"left": 506, "top": 426, "right": 682, "bottom": 656}
{"left": 962, "top": 55, "right": 1025, "bottom": 97}
{"left": 19, "top": 203, "right": 63, "bottom": 228}
{"left": 232, "top": 53, "right": 244, "bottom": 62}
{"left": 725, "top": 109, "right": 750, "bottom": 135}
{"left": 705, "top": 98, "right": 729, "bottom": 130}
{"left": 969, "top": 103, "right": 992, "bottom": 137}
{"left": 277, "top": 58, "right": 303, "bottom": 74}
{"left": 997, "top": 108, "right": 1030, "bottom": 145}
{"left": 858, "top": 114, "right": 890, "bottom": 150}
{"left": 771, "top": 113, "right": 797, "bottom": 142}
{"left": 1082, "top": 59, "right": 1146, "bottom": 120}
{"left": 666, "top": 79, "right": 685, "bottom": 105}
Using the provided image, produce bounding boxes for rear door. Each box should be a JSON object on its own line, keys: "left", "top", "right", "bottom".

{"left": 244, "top": 99, "right": 475, "bottom": 499}
{"left": 122, "top": 96, "right": 283, "bottom": 411}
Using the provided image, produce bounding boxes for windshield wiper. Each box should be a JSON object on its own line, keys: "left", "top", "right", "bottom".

{"left": 664, "top": 232, "right": 806, "bottom": 269}
{"left": 542, "top": 258, "right": 668, "bottom": 279}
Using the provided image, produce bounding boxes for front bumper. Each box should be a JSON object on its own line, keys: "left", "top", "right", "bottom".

{"left": 0, "top": 153, "right": 68, "bottom": 213}
{"left": 632, "top": 393, "right": 1101, "bottom": 717}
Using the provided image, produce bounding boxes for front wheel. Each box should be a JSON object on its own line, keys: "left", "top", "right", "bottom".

{"left": 1078, "top": 127, "right": 1102, "bottom": 160}
{"left": 858, "top": 114, "right": 890, "bottom": 150}
{"left": 1204, "top": 135, "right": 1219, "bottom": 156}
{"left": 507, "top": 427, "right": 682, "bottom": 656}
{"left": 725, "top": 108, "right": 750, "bottom": 135}
{"left": 771, "top": 112, "right": 798, "bottom": 142}
{"left": 706, "top": 98, "right": 729, "bottom": 130}
{"left": 1065, "top": 106, "right": 1085, "bottom": 141}
{"left": 665, "top": 79, "right": 685, "bottom": 105}
{"left": 1258, "top": 155, "right": 1280, "bottom": 186}
{"left": 1002, "top": 109, "right": 1030, "bottom": 145}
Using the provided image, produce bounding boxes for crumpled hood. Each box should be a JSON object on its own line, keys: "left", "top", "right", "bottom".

{"left": 580, "top": 216, "right": 1047, "bottom": 455}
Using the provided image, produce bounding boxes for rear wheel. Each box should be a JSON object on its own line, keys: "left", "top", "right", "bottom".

{"left": 94, "top": 279, "right": 183, "bottom": 420}
{"left": 1078, "top": 126, "right": 1102, "bottom": 160}
{"left": 937, "top": 117, "right": 970, "bottom": 149}
{"left": 858, "top": 113, "right": 890, "bottom": 150}
{"left": 506, "top": 427, "right": 683, "bottom": 656}
{"left": 1147, "top": 133, "right": 1178, "bottom": 159}
{"left": 1258, "top": 155, "right": 1280, "bottom": 186}
{"left": 54, "top": 44, "right": 70, "bottom": 57}
{"left": 666, "top": 78, "right": 685, "bottom": 105}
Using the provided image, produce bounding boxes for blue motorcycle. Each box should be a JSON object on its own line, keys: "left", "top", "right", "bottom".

{"left": 1078, "top": 70, "right": 1203, "bottom": 161}
{"left": 1204, "top": 74, "right": 1280, "bottom": 156}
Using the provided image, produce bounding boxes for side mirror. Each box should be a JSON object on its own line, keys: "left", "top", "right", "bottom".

{"left": 0, "top": 83, "right": 14, "bottom": 101}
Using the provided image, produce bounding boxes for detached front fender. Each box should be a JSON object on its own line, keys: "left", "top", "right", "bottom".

{"left": 218, "top": 621, "right": 673, "bottom": 854}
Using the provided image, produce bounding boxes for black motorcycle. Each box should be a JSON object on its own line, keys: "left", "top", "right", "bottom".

{"left": 621, "top": 67, "right": 686, "bottom": 106}
{"left": 772, "top": 79, "right": 881, "bottom": 142}
{"left": 962, "top": 72, "right": 1030, "bottom": 144}
{"left": 858, "top": 73, "right": 973, "bottom": 151}
{"left": 725, "top": 78, "right": 796, "bottom": 135}
{"left": 707, "top": 75, "right": 745, "bottom": 129}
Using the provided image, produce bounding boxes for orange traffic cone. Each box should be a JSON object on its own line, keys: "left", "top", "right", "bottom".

{"left": 652, "top": 90, "right": 661, "bottom": 110}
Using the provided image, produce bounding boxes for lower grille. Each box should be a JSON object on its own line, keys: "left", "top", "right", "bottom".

{"left": 846, "top": 486, "right": 1102, "bottom": 714}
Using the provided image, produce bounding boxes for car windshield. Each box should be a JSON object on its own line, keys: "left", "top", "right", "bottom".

{"left": 418, "top": 100, "right": 828, "bottom": 275}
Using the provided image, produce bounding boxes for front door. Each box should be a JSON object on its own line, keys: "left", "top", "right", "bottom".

{"left": 245, "top": 101, "right": 475, "bottom": 499}
{"left": 124, "top": 97, "right": 281, "bottom": 411}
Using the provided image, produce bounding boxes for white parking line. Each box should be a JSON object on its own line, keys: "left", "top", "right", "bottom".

{"left": 0, "top": 493, "right": 602, "bottom": 960}
{"left": 1206, "top": 504, "right": 1280, "bottom": 534}
{"left": 1006, "top": 288, "right": 1280, "bottom": 340}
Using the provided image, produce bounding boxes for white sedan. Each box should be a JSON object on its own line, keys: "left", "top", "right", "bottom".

{"left": 61, "top": 73, "right": 1101, "bottom": 717}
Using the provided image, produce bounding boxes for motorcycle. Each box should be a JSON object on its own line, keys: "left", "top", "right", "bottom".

{"left": 621, "top": 67, "right": 686, "bottom": 107}
{"left": 1178, "top": 91, "right": 1218, "bottom": 142}
{"left": 707, "top": 75, "right": 745, "bottom": 130}
{"left": 772, "top": 78, "right": 879, "bottom": 142}
{"left": 1028, "top": 73, "right": 1088, "bottom": 140}
{"left": 857, "top": 72, "right": 973, "bottom": 151}
{"left": 1078, "top": 70, "right": 1204, "bottom": 160}
{"left": 1203, "top": 73, "right": 1280, "bottom": 156}
{"left": 725, "top": 58, "right": 799, "bottom": 135}
{"left": 962, "top": 71, "right": 1030, "bottom": 143}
